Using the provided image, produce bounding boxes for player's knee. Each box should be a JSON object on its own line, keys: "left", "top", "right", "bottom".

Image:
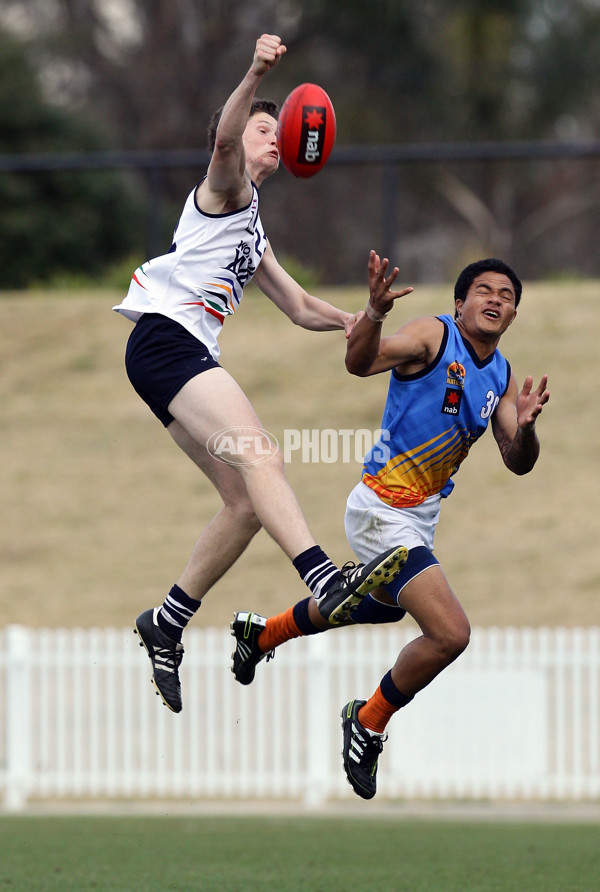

{"left": 237, "top": 501, "right": 262, "bottom": 535}
{"left": 222, "top": 494, "right": 261, "bottom": 535}
{"left": 242, "top": 506, "right": 262, "bottom": 536}
{"left": 236, "top": 441, "right": 283, "bottom": 473}
{"left": 451, "top": 622, "right": 471, "bottom": 658}
{"left": 211, "top": 427, "right": 281, "bottom": 470}
{"left": 435, "top": 619, "right": 471, "bottom": 664}
{"left": 267, "top": 444, "right": 285, "bottom": 473}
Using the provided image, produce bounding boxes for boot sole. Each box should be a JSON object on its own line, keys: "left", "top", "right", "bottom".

{"left": 328, "top": 546, "right": 408, "bottom": 625}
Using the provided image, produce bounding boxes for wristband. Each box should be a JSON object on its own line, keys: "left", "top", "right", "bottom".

{"left": 364, "top": 303, "right": 387, "bottom": 323}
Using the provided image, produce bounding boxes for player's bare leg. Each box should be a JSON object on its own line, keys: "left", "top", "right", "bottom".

{"left": 339, "top": 567, "right": 469, "bottom": 798}
{"left": 171, "top": 371, "right": 406, "bottom": 615}
{"left": 392, "top": 565, "right": 471, "bottom": 695}
{"left": 167, "top": 420, "right": 262, "bottom": 599}
{"left": 168, "top": 367, "right": 317, "bottom": 559}
{"left": 137, "top": 368, "right": 408, "bottom": 711}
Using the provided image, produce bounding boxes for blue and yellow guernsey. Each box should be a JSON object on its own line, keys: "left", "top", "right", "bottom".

{"left": 362, "top": 314, "right": 511, "bottom": 508}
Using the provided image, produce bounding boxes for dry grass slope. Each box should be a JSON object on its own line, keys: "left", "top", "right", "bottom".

{"left": 0, "top": 280, "right": 598, "bottom": 631}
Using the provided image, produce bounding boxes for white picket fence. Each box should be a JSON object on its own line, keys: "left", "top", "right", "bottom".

{"left": 1, "top": 624, "right": 599, "bottom": 810}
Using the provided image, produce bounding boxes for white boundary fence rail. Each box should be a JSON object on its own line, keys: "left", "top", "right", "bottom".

{"left": 1, "top": 625, "right": 599, "bottom": 810}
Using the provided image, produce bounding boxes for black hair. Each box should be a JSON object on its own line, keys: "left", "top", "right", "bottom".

{"left": 207, "top": 98, "right": 279, "bottom": 152}
{"left": 453, "top": 258, "right": 522, "bottom": 318}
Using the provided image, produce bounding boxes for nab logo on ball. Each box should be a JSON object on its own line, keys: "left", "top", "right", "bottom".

{"left": 277, "top": 83, "right": 336, "bottom": 178}
{"left": 297, "top": 105, "right": 327, "bottom": 166}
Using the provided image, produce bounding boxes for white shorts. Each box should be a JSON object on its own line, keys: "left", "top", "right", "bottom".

{"left": 344, "top": 481, "right": 441, "bottom": 564}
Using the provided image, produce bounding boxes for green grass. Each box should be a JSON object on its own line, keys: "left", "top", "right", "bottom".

{"left": 1, "top": 815, "right": 599, "bottom": 891}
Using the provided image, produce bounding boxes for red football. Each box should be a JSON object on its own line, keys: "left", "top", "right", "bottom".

{"left": 276, "top": 83, "right": 336, "bottom": 178}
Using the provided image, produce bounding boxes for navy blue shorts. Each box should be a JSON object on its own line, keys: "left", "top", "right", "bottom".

{"left": 383, "top": 545, "right": 440, "bottom": 603}
{"left": 349, "top": 545, "right": 440, "bottom": 625}
{"left": 125, "top": 313, "right": 220, "bottom": 426}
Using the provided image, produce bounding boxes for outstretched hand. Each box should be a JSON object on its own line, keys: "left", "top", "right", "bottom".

{"left": 517, "top": 374, "right": 550, "bottom": 429}
{"left": 367, "top": 250, "right": 413, "bottom": 318}
{"left": 252, "top": 34, "right": 287, "bottom": 76}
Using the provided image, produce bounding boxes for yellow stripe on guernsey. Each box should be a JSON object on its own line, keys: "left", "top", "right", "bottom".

{"left": 363, "top": 425, "right": 476, "bottom": 508}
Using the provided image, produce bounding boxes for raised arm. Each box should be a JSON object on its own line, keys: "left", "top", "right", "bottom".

{"left": 491, "top": 373, "right": 550, "bottom": 474}
{"left": 198, "top": 34, "right": 286, "bottom": 211}
{"left": 345, "top": 250, "right": 442, "bottom": 377}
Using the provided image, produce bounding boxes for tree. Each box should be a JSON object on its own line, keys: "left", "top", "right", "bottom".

{"left": 0, "top": 24, "right": 143, "bottom": 288}
{"left": 3, "top": 0, "right": 600, "bottom": 282}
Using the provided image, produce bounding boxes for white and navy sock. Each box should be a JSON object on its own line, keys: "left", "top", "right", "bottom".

{"left": 157, "top": 584, "right": 201, "bottom": 642}
{"left": 292, "top": 546, "right": 341, "bottom": 599}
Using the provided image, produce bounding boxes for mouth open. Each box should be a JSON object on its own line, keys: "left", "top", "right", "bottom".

{"left": 483, "top": 309, "right": 500, "bottom": 319}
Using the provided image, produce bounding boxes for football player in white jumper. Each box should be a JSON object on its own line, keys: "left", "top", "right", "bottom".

{"left": 114, "top": 34, "right": 408, "bottom": 712}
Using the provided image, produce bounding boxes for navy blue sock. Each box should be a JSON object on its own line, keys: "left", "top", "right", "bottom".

{"left": 350, "top": 594, "right": 407, "bottom": 625}
{"left": 157, "top": 584, "right": 201, "bottom": 642}
{"left": 292, "top": 597, "right": 323, "bottom": 636}
{"left": 292, "top": 546, "right": 340, "bottom": 598}
{"left": 380, "top": 669, "right": 413, "bottom": 709}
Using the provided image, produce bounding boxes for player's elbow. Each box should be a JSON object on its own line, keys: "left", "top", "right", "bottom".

{"left": 345, "top": 354, "right": 370, "bottom": 376}
{"left": 283, "top": 291, "right": 312, "bottom": 327}
{"left": 213, "top": 130, "right": 239, "bottom": 156}
{"left": 286, "top": 308, "right": 302, "bottom": 326}
{"left": 507, "top": 461, "right": 536, "bottom": 476}
{"left": 504, "top": 453, "right": 538, "bottom": 476}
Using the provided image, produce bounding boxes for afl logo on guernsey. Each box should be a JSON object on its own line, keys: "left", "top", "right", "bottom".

{"left": 442, "top": 360, "right": 466, "bottom": 415}
{"left": 446, "top": 361, "right": 466, "bottom": 388}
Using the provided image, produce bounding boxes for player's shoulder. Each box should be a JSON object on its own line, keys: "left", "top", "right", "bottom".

{"left": 196, "top": 167, "right": 253, "bottom": 215}
{"left": 383, "top": 315, "right": 445, "bottom": 371}
{"left": 394, "top": 314, "right": 445, "bottom": 343}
